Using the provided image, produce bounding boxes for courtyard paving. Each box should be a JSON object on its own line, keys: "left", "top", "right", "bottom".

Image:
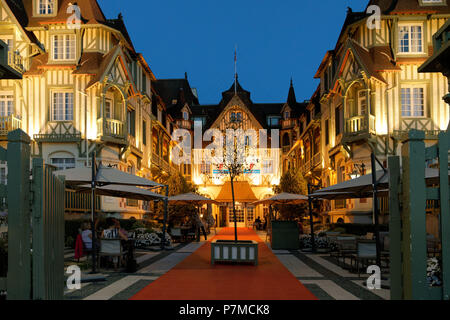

{"left": 64, "top": 228, "right": 390, "bottom": 300}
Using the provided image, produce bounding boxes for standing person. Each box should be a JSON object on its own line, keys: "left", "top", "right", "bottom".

{"left": 195, "top": 214, "right": 207, "bottom": 242}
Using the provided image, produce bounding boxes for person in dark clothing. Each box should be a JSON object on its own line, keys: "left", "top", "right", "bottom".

{"left": 195, "top": 214, "right": 207, "bottom": 241}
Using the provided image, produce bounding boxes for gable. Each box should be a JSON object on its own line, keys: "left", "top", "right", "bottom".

{"left": 210, "top": 95, "right": 263, "bottom": 131}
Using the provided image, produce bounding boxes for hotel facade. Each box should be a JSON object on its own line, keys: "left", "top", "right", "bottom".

{"left": 0, "top": 0, "right": 449, "bottom": 229}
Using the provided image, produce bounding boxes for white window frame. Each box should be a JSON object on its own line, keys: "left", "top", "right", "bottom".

{"left": 401, "top": 85, "right": 426, "bottom": 118}
{"left": 0, "top": 92, "right": 14, "bottom": 117}
{"left": 51, "top": 90, "right": 74, "bottom": 122}
{"left": 358, "top": 91, "right": 367, "bottom": 116}
{"left": 398, "top": 23, "right": 424, "bottom": 54}
{"left": 183, "top": 111, "right": 189, "bottom": 121}
{"left": 421, "top": 0, "right": 445, "bottom": 5}
{"left": 51, "top": 158, "right": 75, "bottom": 171}
{"left": 105, "top": 98, "right": 113, "bottom": 119}
{"left": 52, "top": 34, "right": 76, "bottom": 61}
{"left": 37, "top": 0, "right": 55, "bottom": 15}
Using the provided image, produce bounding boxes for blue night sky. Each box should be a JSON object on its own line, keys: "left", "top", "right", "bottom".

{"left": 99, "top": 0, "right": 367, "bottom": 104}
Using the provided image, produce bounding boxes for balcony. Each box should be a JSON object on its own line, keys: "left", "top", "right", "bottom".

{"left": 97, "top": 118, "right": 126, "bottom": 143}
{"left": 34, "top": 121, "right": 81, "bottom": 143}
{"left": 177, "top": 120, "right": 193, "bottom": 130}
{"left": 128, "top": 134, "right": 143, "bottom": 157}
{"left": 393, "top": 118, "right": 443, "bottom": 140}
{"left": 0, "top": 115, "right": 21, "bottom": 138}
{"left": 8, "top": 51, "right": 24, "bottom": 73}
{"left": 65, "top": 190, "right": 101, "bottom": 214}
{"left": 344, "top": 115, "right": 376, "bottom": 141}
{"left": 301, "top": 152, "right": 322, "bottom": 175}
{"left": 281, "top": 119, "right": 296, "bottom": 129}
{"left": 152, "top": 153, "right": 161, "bottom": 167}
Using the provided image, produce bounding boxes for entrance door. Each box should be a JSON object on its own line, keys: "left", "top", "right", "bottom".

{"left": 228, "top": 206, "right": 245, "bottom": 227}
{"left": 219, "top": 207, "right": 227, "bottom": 227}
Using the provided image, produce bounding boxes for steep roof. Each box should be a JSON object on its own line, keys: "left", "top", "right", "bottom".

{"left": 366, "top": 0, "right": 450, "bottom": 14}
{"left": 152, "top": 78, "right": 200, "bottom": 120}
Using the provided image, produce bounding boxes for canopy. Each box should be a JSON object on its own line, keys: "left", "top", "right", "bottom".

{"left": 311, "top": 168, "right": 447, "bottom": 199}
{"left": 168, "top": 193, "right": 218, "bottom": 205}
{"left": 215, "top": 181, "right": 258, "bottom": 203}
{"left": 54, "top": 165, "right": 164, "bottom": 188}
{"left": 252, "top": 192, "right": 308, "bottom": 206}
{"left": 74, "top": 184, "right": 166, "bottom": 201}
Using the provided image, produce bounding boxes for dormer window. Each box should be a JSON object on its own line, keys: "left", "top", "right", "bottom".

{"left": 38, "top": 0, "right": 55, "bottom": 15}
{"left": 52, "top": 34, "right": 76, "bottom": 61}
{"left": 399, "top": 24, "right": 424, "bottom": 54}
{"left": 182, "top": 111, "right": 189, "bottom": 121}
{"left": 284, "top": 111, "right": 290, "bottom": 119}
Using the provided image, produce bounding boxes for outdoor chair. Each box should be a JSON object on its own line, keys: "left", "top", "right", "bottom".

{"left": 99, "top": 239, "right": 128, "bottom": 271}
{"left": 333, "top": 237, "right": 357, "bottom": 268}
{"left": 427, "top": 238, "right": 440, "bottom": 257}
{"left": 325, "top": 232, "right": 341, "bottom": 244}
{"left": 186, "top": 228, "right": 197, "bottom": 241}
{"left": 170, "top": 228, "right": 183, "bottom": 243}
{"left": 350, "top": 240, "right": 377, "bottom": 277}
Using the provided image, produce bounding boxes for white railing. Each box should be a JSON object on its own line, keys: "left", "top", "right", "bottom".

{"left": 8, "top": 51, "right": 24, "bottom": 73}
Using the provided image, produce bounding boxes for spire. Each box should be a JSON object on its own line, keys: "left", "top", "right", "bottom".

{"left": 234, "top": 45, "right": 238, "bottom": 95}
{"left": 287, "top": 78, "right": 296, "bottom": 106}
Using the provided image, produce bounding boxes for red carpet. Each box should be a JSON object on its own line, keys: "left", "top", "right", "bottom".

{"left": 131, "top": 228, "right": 317, "bottom": 300}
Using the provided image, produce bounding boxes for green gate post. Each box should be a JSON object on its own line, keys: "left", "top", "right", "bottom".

{"left": 438, "top": 131, "right": 450, "bottom": 300}
{"left": 388, "top": 156, "right": 402, "bottom": 300}
{"left": 6, "top": 129, "right": 31, "bottom": 300}
{"left": 32, "top": 158, "right": 45, "bottom": 299}
{"left": 401, "top": 130, "right": 428, "bottom": 300}
{"left": 32, "top": 158, "right": 66, "bottom": 300}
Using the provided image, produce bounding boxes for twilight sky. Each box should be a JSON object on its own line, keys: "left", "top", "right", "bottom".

{"left": 98, "top": 0, "right": 367, "bottom": 104}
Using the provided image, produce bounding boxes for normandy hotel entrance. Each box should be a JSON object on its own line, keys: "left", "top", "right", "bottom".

{"left": 214, "top": 181, "right": 259, "bottom": 228}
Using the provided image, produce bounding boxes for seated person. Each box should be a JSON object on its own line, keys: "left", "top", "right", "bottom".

{"left": 81, "top": 222, "right": 93, "bottom": 251}
{"left": 102, "top": 218, "right": 128, "bottom": 241}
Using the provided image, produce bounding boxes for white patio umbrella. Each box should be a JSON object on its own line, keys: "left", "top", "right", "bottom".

{"left": 168, "top": 193, "right": 218, "bottom": 206}
{"left": 74, "top": 184, "right": 166, "bottom": 201}
{"left": 311, "top": 168, "right": 446, "bottom": 199}
{"left": 54, "top": 165, "right": 164, "bottom": 188}
{"left": 252, "top": 192, "right": 308, "bottom": 206}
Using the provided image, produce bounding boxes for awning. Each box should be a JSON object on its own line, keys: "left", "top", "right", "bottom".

{"left": 311, "top": 168, "right": 447, "bottom": 199}
{"left": 54, "top": 165, "right": 164, "bottom": 188}
{"left": 168, "top": 193, "right": 218, "bottom": 206}
{"left": 252, "top": 193, "right": 308, "bottom": 206}
{"left": 215, "top": 181, "right": 258, "bottom": 203}
{"left": 74, "top": 184, "right": 166, "bottom": 201}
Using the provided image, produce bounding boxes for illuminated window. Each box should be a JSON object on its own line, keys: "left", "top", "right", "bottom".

{"left": 262, "top": 160, "right": 274, "bottom": 174}
{"left": 51, "top": 158, "right": 75, "bottom": 171}
{"left": 200, "top": 162, "right": 210, "bottom": 175}
{"left": 105, "top": 98, "right": 113, "bottom": 118}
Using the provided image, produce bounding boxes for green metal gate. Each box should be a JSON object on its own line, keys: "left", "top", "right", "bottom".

{"left": 389, "top": 129, "right": 450, "bottom": 300}
{"left": 0, "top": 129, "right": 65, "bottom": 300}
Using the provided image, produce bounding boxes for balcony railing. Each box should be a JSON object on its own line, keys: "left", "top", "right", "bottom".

{"left": 178, "top": 120, "right": 192, "bottom": 130}
{"left": 301, "top": 152, "right": 322, "bottom": 174}
{"left": 97, "top": 118, "right": 126, "bottom": 140}
{"left": 345, "top": 115, "right": 376, "bottom": 135}
{"left": 65, "top": 190, "right": 101, "bottom": 214}
{"left": 152, "top": 153, "right": 161, "bottom": 167}
{"left": 0, "top": 115, "right": 21, "bottom": 136}
{"left": 8, "top": 51, "right": 24, "bottom": 73}
{"left": 161, "top": 159, "right": 170, "bottom": 173}
{"left": 281, "top": 119, "right": 296, "bottom": 129}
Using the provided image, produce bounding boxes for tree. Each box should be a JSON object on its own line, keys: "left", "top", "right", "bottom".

{"left": 156, "top": 171, "right": 198, "bottom": 226}
{"left": 273, "top": 168, "right": 308, "bottom": 220}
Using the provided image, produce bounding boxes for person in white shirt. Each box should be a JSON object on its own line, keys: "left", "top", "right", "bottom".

{"left": 81, "top": 222, "right": 92, "bottom": 250}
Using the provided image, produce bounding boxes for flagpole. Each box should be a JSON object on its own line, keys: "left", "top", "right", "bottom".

{"left": 234, "top": 45, "right": 237, "bottom": 95}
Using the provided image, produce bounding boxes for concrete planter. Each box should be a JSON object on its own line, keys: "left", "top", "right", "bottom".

{"left": 211, "top": 240, "right": 258, "bottom": 266}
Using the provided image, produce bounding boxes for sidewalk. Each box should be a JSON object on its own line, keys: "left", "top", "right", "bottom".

{"left": 64, "top": 228, "right": 389, "bottom": 300}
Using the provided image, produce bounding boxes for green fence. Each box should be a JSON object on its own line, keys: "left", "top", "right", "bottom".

{"left": 0, "top": 129, "right": 65, "bottom": 300}
{"left": 389, "top": 129, "right": 450, "bottom": 300}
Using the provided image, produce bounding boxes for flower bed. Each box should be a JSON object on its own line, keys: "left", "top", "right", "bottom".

{"left": 427, "top": 257, "right": 442, "bottom": 287}
{"left": 299, "top": 235, "right": 339, "bottom": 252}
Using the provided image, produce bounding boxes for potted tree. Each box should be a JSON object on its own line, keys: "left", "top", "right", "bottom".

{"left": 210, "top": 118, "right": 258, "bottom": 265}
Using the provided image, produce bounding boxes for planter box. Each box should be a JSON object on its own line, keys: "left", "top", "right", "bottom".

{"left": 211, "top": 240, "right": 258, "bottom": 266}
